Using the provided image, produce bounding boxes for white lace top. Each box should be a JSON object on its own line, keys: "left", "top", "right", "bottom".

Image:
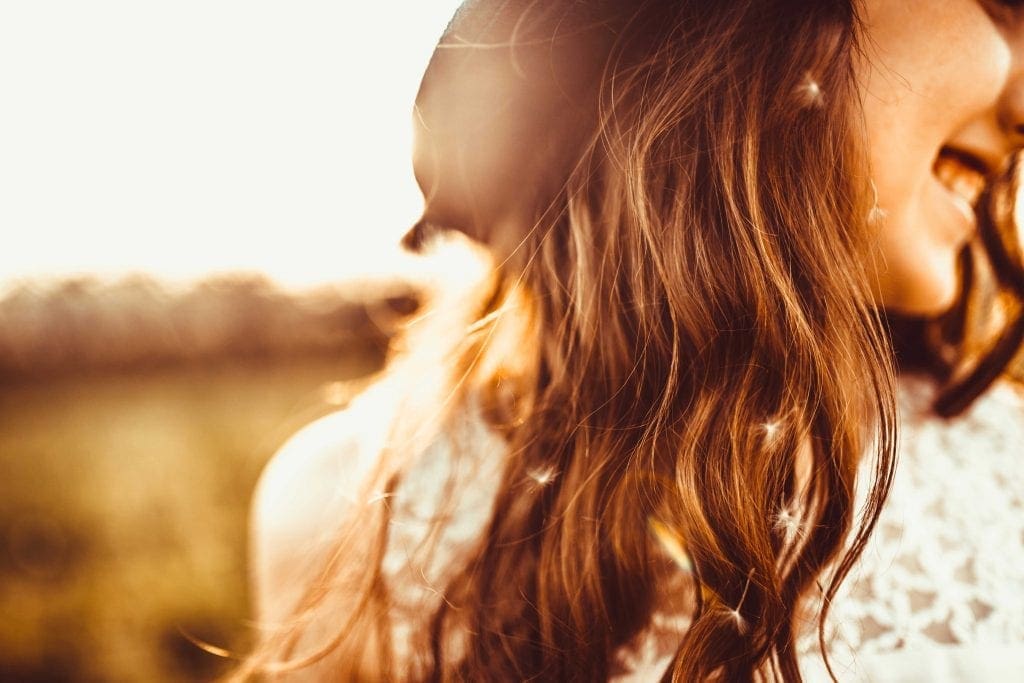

{"left": 371, "top": 375, "right": 1024, "bottom": 681}
{"left": 798, "top": 375, "right": 1024, "bottom": 681}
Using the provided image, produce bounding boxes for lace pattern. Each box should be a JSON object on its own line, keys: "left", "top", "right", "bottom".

{"left": 796, "top": 376, "right": 1024, "bottom": 673}
{"left": 379, "top": 376, "right": 1024, "bottom": 679}
{"left": 381, "top": 402, "right": 507, "bottom": 672}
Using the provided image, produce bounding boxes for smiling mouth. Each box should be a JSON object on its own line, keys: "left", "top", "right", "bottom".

{"left": 932, "top": 147, "right": 989, "bottom": 222}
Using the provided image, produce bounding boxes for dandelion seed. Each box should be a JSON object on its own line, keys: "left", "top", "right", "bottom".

{"left": 527, "top": 465, "right": 558, "bottom": 486}
{"left": 774, "top": 504, "right": 804, "bottom": 543}
{"left": 728, "top": 568, "right": 756, "bottom": 635}
{"left": 762, "top": 419, "right": 782, "bottom": 444}
{"left": 728, "top": 608, "right": 748, "bottom": 635}
{"left": 796, "top": 72, "right": 824, "bottom": 109}
{"left": 367, "top": 491, "right": 394, "bottom": 505}
{"left": 648, "top": 517, "right": 693, "bottom": 573}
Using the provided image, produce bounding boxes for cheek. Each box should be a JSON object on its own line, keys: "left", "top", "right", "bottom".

{"left": 858, "top": 1, "right": 1008, "bottom": 185}
{"left": 856, "top": 0, "right": 1010, "bottom": 313}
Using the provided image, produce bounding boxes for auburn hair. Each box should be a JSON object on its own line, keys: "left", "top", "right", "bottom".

{"left": 238, "top": 1, "right": 1024, "bottom": 681}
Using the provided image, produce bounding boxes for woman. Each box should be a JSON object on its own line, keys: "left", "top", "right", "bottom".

{"left": 243, "top": 0, "right": 1024, "bottom": 680}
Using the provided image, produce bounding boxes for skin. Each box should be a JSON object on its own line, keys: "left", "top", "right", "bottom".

{"left": 860, "top": 0, "right": 1024, "bottom": 313}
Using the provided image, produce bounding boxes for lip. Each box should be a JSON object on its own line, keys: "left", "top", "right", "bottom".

{"left": 927, "top": 145, "right": 992, "bottom": 244}
{"left": 939, "top": 146, "right": 993, "bottom": 179}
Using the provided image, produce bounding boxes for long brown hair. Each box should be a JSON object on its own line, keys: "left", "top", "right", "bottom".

{"left": 240, "top": 1, "right": 1024, "bottom": 680}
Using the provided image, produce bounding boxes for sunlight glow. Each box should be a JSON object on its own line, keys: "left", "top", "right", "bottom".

{"left": 0, "top": 1, "right": 465, "bottom": 290}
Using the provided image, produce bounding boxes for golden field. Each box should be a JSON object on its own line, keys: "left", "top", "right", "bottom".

{"left": 0, "top": 276, "right": 407, "bottom": 681}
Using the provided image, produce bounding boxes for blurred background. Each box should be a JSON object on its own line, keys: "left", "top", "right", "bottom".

{"left": 7, "top": 3, "right": 1024, "bottom": 682}
{"left": 0, "top": 2, "right": 462, "bottom": 680}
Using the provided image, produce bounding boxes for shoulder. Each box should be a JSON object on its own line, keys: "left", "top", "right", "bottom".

{"left": 249, "top": 381, "right": 508, "bottom": 622}
{"left": 248, "top": 381, "right": 509, "bottom": 676}
{"left": 250, "top": 386, "right": 392, "bottom": 623}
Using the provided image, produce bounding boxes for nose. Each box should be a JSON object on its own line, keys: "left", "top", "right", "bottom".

{"left": 998, "top": 82, "right": 1024, "bottom": 145}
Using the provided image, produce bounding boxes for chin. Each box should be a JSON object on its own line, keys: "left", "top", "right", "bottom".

{"left": 880, "top": 245, "right": 966, "bottom": 316}
{"left": 885, "top": 269, "right": 962, "bottom": 316}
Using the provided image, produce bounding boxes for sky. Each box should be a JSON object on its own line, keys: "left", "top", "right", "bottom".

{"left": 0, "top": 1, "right": 465, "bottom": 290}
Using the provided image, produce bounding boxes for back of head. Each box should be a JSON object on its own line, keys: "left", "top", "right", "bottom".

{"left": 409, "top": 0, "right": 622, "bottom": 258}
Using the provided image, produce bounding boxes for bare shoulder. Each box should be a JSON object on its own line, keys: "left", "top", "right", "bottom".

{"left": 250, "top": 389, "right": 391, "bottom": 624}
{"left": 248, "top": 382, "right": 505, "bottom": 675}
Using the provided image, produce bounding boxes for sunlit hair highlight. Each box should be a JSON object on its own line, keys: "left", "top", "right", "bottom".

{"left": 237, "top": 0, "right": 1022, "bottom": 681}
